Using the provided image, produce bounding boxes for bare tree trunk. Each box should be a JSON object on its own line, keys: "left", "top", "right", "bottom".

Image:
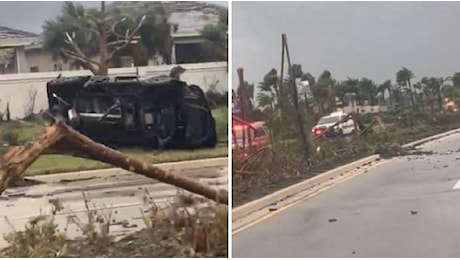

{"left": 98, "top": 1, "right": 109, "bottom": 76}
{"left": 282, "top": 34, "right": 311, "bottom": 161}
{"left": 0, "top": 125, "right": 66, "bottom": 193}
{"left": 60, "top": 123, "right": 227, "bottom": 204}
{"left": 0, "top": 122, "right": 227, "bottom": 204}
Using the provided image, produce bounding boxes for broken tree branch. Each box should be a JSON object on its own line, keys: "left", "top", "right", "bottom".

{"left": 106, "top": 16, "right": 146, "bottom": 62}
{"left": 0, "top": 122, "right": 228, "bottom": 204}
{"left": 0, "top": 126, "right": 66, "bottom": 193}
{"left": 64, "top": 32, "right": 101, "bottom": 67}
{"left": 61, "top": 49, "right": 101, "bottom": 67}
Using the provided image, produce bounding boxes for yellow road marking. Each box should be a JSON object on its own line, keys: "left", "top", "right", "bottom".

{"left": 232, "top": 160, "right": 388, "bottom": 235}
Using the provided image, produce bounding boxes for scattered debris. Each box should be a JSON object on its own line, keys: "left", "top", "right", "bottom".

{"left": 59, "top": 177, "right": 98, "bottom": 183}
{"left": 0, "top": 122, "right": 227, "bottom": 204}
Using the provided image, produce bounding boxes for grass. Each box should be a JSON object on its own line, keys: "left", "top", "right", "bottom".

{"left": 26, "top": 144, "right": 228, "bottom": 176}
{"left": 0, "top": 107, "right": 228, "bottom": 176}
{"left": 212, "top": 106, "right": 228, "bottom": 143}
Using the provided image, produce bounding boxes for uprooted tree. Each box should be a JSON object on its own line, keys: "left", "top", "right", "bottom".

{"left": 0, "top": 121, "right": 227, "bottom": 204}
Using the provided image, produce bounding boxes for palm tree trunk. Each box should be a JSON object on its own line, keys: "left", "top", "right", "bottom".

{"left": 1, "top": 122, "right": 228, "bottom": 204}
{"left": 98, "top": 1, "right": 109, "bottom": 76}
{"left": 388, "top": 89, "right": 393, "bottom": 108}
{"left": 61, "top": 123, "right": 227, "bottom": 204}
{"left": 408, "top": 79, "right": 415, "bottom": 109}
{"left": 0, "top": 126, "right": 66, "bottom": 193}
{"left": 437, "top": 90, "right": 443, "bottom": 111}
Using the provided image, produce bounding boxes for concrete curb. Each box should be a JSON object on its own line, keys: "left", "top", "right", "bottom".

{"left": 232, "top": 154, "right": 380, "bottom": 221}
{"left": 232, "top": 128, "right": 460, "bottom": 225}
{"left": 30, "top": 157, "right": 228, "bottom": 182}
{"left": 19, "top": 178, "right": 229, "bottom": 199}
{"left": 402, "top": 128, "right": 460, "bottom": 148}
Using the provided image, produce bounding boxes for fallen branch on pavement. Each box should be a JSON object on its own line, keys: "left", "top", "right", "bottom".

{"left": 0, "top": 121, "right": 227, "bottom": 204}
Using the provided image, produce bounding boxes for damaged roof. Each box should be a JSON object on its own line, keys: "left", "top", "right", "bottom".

{"left": 168, "top": 10, "right": 220, "bottom": 37}
{"left": 0, "top": 26, "right": 38, "bottom": 48}
{"left": 110, "top": 1, "right": 223, "bottom": 37}
{"left": 0, "top": 26, "right": 37, "bottom": 39}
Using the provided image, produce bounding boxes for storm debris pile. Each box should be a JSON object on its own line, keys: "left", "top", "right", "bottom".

{"left": 0, "top": 195, "right": 227, "bottom": 258}
{"left": 232, "top": 112, "right": 460, "bottom": 207}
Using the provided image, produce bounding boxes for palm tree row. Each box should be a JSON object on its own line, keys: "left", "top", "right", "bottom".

{"left": 256, "top": 67, "right": 460, "bottom": 117}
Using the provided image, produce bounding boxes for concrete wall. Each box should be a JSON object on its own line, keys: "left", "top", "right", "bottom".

{"left": 343, "top": 105, "right": 388, "bottom": 114}
{"left": 0, "top": 62, "right": 228, "bottom": 119}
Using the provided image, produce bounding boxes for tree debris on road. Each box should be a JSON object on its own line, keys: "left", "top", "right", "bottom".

{"left": 0, "top": 121, "right": 227, "bottom": 204}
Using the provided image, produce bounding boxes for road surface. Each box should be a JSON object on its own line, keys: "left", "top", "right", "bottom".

{"left": 233, "top": 133, "right": 460, "bottom": 258}
{"left": 0, "top": 158, "right": 227, "bottom": 248}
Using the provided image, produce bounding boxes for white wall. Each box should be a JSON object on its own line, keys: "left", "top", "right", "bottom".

{"left": 343, "top": 105, "right": 388, "bottom": 114}
{"left": 0, "top": 62, "right": 228, "bottom": 119}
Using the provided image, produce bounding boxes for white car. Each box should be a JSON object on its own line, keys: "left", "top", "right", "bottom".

{"left": 312, "top": 112, "right": 355, "bottom": 138}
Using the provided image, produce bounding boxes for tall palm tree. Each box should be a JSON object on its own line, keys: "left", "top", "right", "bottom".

{"left": 43, "top": 1, "right": 173, "bottom": 74}
{"left": 421, "top": 77, "right": 444, "bottom": 111}
{"left": 413, "top": 82, "right": 426, "bottom": 111}
{"left": 260, "top": 69, "right": 279, "bottom": 103}
{"left": 377, "top": 80, "right": 393, "bottom": 107}
{"left": 396, "top": 67, "right": 415, "bottom": 109}
{"left": 42, "top": 2, "right": 100, "bottom": 70}
{"left": 313, "top": 70, "right": 336, "bottom": 114}
{"left": 357, "top": 78, "right": 377, "bottom": 106}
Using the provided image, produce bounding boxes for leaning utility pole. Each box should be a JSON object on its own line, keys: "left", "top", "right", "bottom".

{"left": 281, "top": 34, "right": 311, "bottom": 161}
{"left": 236, "top": 68, "right": 252, "bottom": 152}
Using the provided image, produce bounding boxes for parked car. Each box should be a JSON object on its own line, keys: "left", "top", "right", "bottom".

{"left": 312, "top": 111, "right": 355, "bottom": 138}
{"left": 232, "top": 121, "right": 269, "bottom": 156}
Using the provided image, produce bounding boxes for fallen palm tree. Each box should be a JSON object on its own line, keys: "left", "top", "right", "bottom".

{"left": 0, "top": 121, "right": 227, "bottom": 204}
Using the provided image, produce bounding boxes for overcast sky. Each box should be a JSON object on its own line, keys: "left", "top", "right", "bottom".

{"left": 232, "top": 1, "right": 460, "bottom": 88}
{"left": 0, "top": 1, "right": 227, "bottom": 33}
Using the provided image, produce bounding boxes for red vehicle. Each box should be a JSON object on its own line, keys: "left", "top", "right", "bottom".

{"left": 232, "top": 121, "right": 269, "bottom": 157}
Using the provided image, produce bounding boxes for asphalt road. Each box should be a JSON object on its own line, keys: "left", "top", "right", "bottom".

{"left": 233, "top": 133, "right": 460, "bottom": 258}
{"left": 0, "top": 158, "right": 228, "bottom": 248}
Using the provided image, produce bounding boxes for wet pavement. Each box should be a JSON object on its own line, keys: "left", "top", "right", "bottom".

{"left": 233, "top": 133, "right": 460, "bottom": 257}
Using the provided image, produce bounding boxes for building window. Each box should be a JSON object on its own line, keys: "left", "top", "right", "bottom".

{"left": 30, "top": 66, "right": 39, "bottom": 72}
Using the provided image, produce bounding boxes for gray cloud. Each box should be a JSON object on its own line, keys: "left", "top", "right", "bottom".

{"left": 232, "top": 1, "right": 460, "bottom": 87}
{"left": 0, "top": 1, "right": 102, "bottom": 33}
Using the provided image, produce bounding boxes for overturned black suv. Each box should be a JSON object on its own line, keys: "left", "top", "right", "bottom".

{"left": 46, "top": 74, "right": 217, "bottom": 149}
